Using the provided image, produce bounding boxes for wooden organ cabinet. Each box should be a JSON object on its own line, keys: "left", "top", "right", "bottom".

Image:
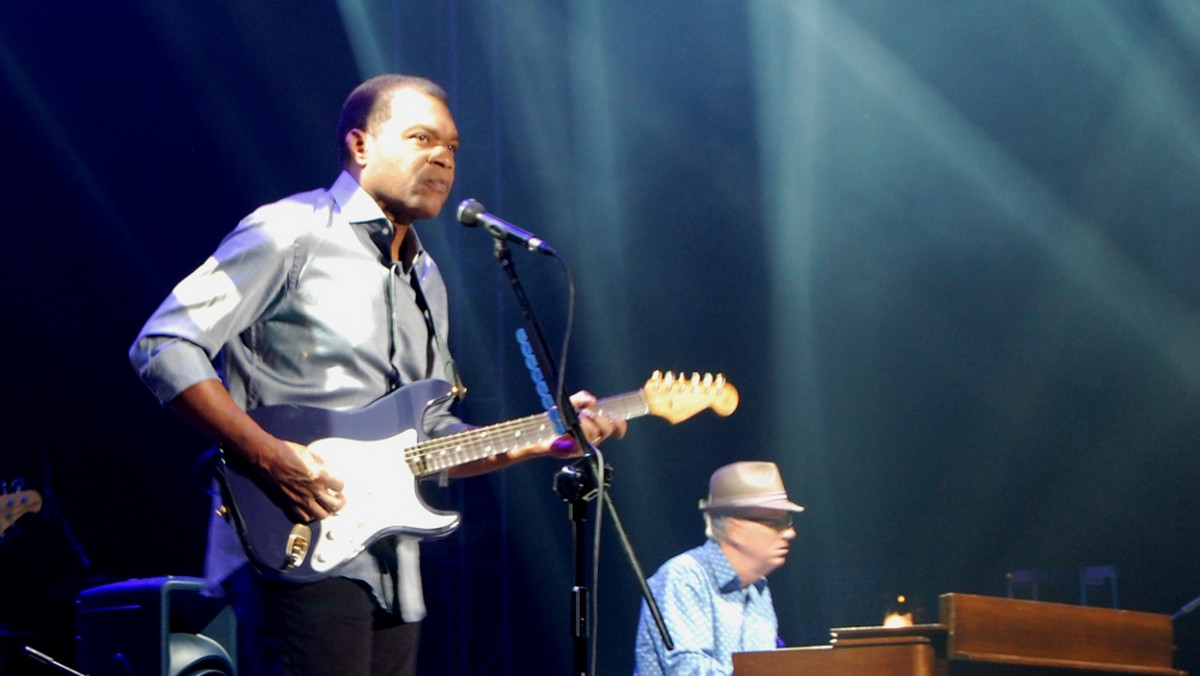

{"left": 733, "top": 593, "right": 1185, "bottom": 675}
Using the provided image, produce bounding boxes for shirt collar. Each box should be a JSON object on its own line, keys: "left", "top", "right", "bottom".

{"left": 331, "top": 170, "right": 387, "bottom": 223}
{"left": 700, "top": 538, "right": 767, "bottom": 594}
{"left": 330, "top": 170, "right": 426, "bottom": 266}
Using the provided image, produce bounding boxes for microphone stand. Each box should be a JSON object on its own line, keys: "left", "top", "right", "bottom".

{"left": 487, "top": 238, "right": 672, "bottom": 675}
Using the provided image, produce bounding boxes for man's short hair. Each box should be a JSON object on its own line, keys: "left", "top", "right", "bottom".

{"left": 704, "top": 511, "right": 729, "bottom": 542}
{"left": 336, "top": 74, "right": 449, "bottom": 166}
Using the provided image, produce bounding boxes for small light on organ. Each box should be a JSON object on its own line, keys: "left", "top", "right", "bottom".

{"left": 883, "top": 594, "right": 914, "bottom": 627}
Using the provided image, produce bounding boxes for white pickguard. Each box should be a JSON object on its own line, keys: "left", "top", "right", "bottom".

{"left": 305, "top": 430, "right": 460, "bottom": 573}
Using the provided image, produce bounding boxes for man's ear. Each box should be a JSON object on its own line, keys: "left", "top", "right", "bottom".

{"left": 345, "top": 128, "right": 370, "bottom": 166}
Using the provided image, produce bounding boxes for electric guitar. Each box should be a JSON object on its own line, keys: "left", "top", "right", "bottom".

{"left": 218, "top": 371, "right": 738, "bottom": 583}
{"left": 1, "top": 489, "right": 43, "bottom": 537}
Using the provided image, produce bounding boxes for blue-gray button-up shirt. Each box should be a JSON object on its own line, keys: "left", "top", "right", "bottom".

{"left": 634, "top": 539, "right": 781, "bottom": 675}
{"left": 130, "top": 171, "right": 464, "bottom": 621}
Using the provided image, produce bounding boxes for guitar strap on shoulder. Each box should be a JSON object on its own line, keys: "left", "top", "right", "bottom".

{"left": 408, "top": 271, "right": 467, "bottom": 401}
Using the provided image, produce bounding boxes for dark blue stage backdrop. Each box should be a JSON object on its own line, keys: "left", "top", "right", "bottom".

{"left": 3, "top": 2, "right": 1200, "bottom": 675}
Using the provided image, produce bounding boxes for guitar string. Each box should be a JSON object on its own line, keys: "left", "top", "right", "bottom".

{"left": 404, "top": 391, "right": 652, "bottom": 471}
{"left": 403, "top": 391, "right": 647, "bottom": 461}
{"left": 405, "top": 395, "right": 641, "bottom": 465}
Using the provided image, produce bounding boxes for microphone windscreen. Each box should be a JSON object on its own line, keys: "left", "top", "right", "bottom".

{"left": 456, "top": 199, "right": 484, "bottom": 225}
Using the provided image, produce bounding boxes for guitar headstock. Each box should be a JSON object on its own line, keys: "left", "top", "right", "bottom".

{"left": 1, "top": 489, "right": 43, "bottom": 538}
{"left": 643, "top": 371, "right": 739, "bottom": 424}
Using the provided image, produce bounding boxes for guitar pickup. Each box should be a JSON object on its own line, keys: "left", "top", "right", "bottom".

{"left": 285, "top": 524, "right": 312, "bottom": 569}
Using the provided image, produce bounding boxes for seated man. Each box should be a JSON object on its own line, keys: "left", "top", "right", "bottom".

{"left": 634, "top": 461, "right": 804, "bottom": 675}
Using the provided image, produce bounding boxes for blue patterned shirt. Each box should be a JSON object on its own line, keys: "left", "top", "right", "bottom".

{"left": 634, "top": 539, "right": 780, "bottom": 675}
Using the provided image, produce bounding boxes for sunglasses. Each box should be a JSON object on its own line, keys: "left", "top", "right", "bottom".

{"left": 731, "top": 513, "right": 794, "bottom": 531}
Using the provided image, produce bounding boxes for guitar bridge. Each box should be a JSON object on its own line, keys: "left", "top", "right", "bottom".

{"left": 285, "top": 524, "right": 312, "bottom": 569}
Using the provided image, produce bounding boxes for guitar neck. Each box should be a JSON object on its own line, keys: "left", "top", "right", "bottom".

{"left": 407, "top": 390, "right": 649, "bottom": 477}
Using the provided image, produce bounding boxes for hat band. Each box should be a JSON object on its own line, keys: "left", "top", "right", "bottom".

{"left": 701, "top": 490, "right": 791, "bottom": 510}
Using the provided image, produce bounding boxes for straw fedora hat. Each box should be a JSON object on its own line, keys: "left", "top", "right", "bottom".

{"left": 698, "top": 461, "right": 804, "bottom": 513}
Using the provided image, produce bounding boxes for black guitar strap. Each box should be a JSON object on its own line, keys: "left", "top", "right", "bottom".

{"left": 408, "top": 270, "right": 467, "bottom": 401}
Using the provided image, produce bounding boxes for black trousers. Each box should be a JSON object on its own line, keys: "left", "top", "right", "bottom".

{"left": 228, "top": 567, "right": 420, "bottom": 676}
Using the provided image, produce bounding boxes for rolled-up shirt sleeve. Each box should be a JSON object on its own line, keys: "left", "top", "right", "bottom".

{"left": 130, "top": 333, "right": 222, "bottom": 404}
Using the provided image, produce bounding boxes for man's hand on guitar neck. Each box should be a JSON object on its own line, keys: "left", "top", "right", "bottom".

{"left": 545, "top": 390, "right": 628, "bottom": 458}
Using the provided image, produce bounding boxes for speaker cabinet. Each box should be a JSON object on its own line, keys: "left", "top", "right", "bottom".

{"left": 77, "top": 576, "right": 236, "bottom": 676}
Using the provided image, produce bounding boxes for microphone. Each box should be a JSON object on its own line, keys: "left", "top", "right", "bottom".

{"left": 456, "top": 199, "right": 557, "bottom": 256}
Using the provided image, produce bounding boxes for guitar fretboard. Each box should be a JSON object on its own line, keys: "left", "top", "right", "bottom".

{"left": 406, "top": 390, "right": 649, "bottom": 476}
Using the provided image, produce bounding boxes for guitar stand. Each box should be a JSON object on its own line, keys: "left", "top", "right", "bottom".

{"left": 489, "top": 237, "right": 672, "bottom": 675}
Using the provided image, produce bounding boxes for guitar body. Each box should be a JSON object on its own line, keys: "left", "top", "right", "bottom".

{"left": 217, "top": 379, "right": 461, "bottom": 584}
